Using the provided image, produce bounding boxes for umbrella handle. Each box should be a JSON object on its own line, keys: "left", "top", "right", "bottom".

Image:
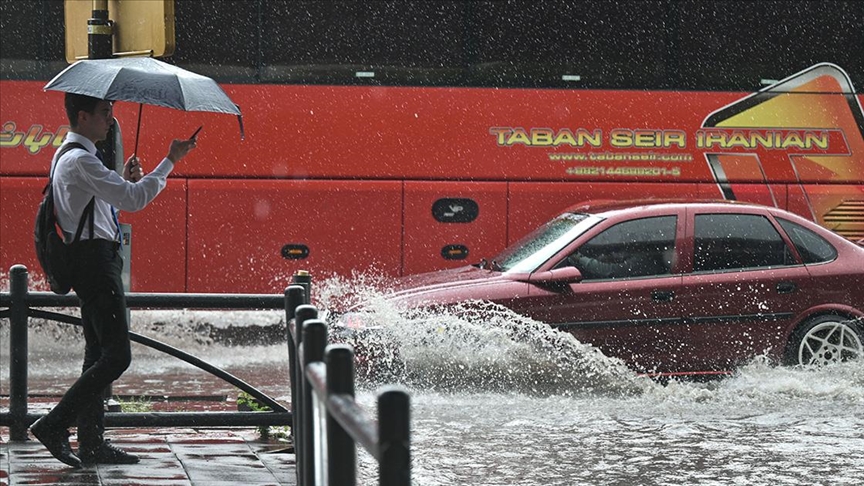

{"left": 134, "top": 103, "right": 143, "bottom": 155}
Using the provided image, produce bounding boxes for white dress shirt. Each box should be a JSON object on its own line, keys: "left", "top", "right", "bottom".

{"left": 51, "top": 132, "right": 175, "bottom": 242}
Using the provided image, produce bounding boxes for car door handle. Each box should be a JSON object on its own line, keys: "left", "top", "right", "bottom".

{"left": 652, "top": 290, "right": 675, "bottom": 302}
{"left": 777, "top": 282, "right": 797, "bottom": 294}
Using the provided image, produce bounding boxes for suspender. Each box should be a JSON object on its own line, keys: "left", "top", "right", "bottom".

{"left": 49, "top": 142, "right": 96, "bottom": 242}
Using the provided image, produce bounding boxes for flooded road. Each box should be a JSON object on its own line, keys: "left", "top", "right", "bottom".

{"left": 3, "top": 290, "right": 863, "bottom": 485}
{"left": 402, "top": 363, "right": 864, "bottom": 486}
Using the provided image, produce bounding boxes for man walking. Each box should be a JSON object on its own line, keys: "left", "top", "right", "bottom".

{"left": 30, "top": 93, "right": 196, "bottom": 468}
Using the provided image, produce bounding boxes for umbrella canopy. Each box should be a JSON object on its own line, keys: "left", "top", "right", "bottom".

{"left": 44, "top": 57, "right": 240, "bottom": 115}
{"left": 44, "top": 57, "right": 243, "bottom": 150}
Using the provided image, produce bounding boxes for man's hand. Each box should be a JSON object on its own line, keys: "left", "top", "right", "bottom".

{"left": 167, "top": 139, "right": 197, "bottom": 164}
{"left": 123, "top": 154, "right": 144, "bottom": 182}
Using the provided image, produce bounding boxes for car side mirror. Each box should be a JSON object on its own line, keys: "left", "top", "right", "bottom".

{"left": 526, "top": 266, "right": 584, "bottom": 284}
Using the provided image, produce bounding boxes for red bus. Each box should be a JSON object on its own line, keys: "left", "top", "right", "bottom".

{"left": 2, "top": 1, "right": 863, "bottom": 293}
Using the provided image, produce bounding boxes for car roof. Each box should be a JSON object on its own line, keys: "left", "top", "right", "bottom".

{"left": 563, "top": 198, "right": 769, "bottom": 216}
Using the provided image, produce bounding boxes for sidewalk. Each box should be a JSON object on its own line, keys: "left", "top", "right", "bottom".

{"left": 1, "top": 427, "right": 297, "bottom": 486}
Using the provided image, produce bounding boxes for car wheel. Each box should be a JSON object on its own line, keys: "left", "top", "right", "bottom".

{"left": 786, "top": 315, "right": 864, "bottom": 366}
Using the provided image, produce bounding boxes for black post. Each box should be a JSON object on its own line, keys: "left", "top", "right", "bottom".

{"left": 378, "top": 387, "right": 411, "bottom": 486}
{"left": 9, "top": 265, "right": 30, "bottom": 441}
{"left": 284, "top": 284, "right": 306, "bottom": 486}
{"left": 327, "top": 345, "right": 356, "bottom": 486}
{"left": 293, "top": 304, "right": 318, "bottom": 486}
{"left": 291, "top": 270, "right": 312, "bottom": 305}
{"left": 285, "top": 285, "right": 307, "bottom": 323}
{"left": 87, "top": 1, "right": 113, "bottom": 60}
{"left": 293, "top": 306, "right": 318, "bottom": 354}
{"left": 302, "top": 319, "right": 327, "bottom": 486}
{"left": 286, "top": 285, "right": 307, "bottom": 403}
{"left": 285, "top": 289, "right": 305, "bottom": 409}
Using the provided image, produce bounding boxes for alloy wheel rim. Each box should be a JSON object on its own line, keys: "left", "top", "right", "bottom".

{"left": 798, "top": 321, "right": 863, "bottom": 366}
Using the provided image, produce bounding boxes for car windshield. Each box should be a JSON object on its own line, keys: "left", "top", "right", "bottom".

{"left": 493, "top": 213, "right": 603, "bottom": 273}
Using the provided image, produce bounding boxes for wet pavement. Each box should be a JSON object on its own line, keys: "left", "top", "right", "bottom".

{"left": 0, "top": 427, "right": 297, "bottom": 486}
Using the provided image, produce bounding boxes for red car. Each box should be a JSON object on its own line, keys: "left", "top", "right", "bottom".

{"left": 340, "top": 200, "right": 864, "bottom": 377}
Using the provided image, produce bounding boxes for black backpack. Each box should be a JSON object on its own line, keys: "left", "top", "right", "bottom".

{"left": 34, "top": 142, "right": 95, "bottom": 294}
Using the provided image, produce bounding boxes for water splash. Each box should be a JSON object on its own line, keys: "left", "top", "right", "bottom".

{"left": 317, "top": 276, "right": 652, "bottom": 397}
{"left": 10, "top": 272, "right": 861, "bottom": 404}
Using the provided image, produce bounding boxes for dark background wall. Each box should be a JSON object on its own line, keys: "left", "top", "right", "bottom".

{"left": 2, "top": 0, "right": 863, "bottom": 90}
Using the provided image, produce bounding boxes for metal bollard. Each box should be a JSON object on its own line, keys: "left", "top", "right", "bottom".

{"left": 285, "top": 285, "right": 307, "bottom": 323}
{"left": 285, "top": 289, "right": 307, "bottom": 415}
{"left": 291, "top": 270, "right": 312, "bottom": 305}
{"left": 301, "top": 318, "right": 327, "bottom": 486}
{"left": 9, "top": 265, "right": 30, "bottom": 441}
{"left": 294, "top": 305, "right": 318, "bottom": 348}
{"left": 327, "top": 345, "right": 356, "bottom": 486}
{"left": 286, "top": 286, "right": 308, "bottom": 398}
{"left": 284, "top": 284, "right": 306, "bottom": 485}
{"left": 293, "top": 305, "right": 318, "bottom": 485}
{"left": 378, "top": 386, "right": 411, "bottom": 486}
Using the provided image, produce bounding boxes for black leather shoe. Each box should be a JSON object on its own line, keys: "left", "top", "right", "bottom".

{"left": 79, "top": 440, "right": 140, "bottom": 465}
{"left": 29, "top": 417, "right": 82, "bottom": 469}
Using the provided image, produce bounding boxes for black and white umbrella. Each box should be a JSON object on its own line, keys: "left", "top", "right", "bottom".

{"left": 44, "top": 57, "right": 243, "bottom": 152}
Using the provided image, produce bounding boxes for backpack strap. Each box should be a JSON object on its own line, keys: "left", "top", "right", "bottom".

{"left": 49, "top": 142, "right": 97, "bottom": 242}
{"left": 71, "top": 197, "right": 96, "bottom": 243}
{"left": 47, "top": 142, "right": 87, "bottom": 182}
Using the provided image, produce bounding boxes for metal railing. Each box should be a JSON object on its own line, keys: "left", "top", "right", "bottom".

{"left": 0, "top": 265, "right": 291, "bottom": 440}
{"left": 1, "top": 265, "right": 412, "bottom": 484}
{"left": 285, "top": 280, "right": 411, "bottom": 486}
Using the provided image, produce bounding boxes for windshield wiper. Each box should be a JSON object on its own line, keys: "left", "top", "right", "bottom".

{"left": 476, "top": 258, "right": 503, "bottom": 272}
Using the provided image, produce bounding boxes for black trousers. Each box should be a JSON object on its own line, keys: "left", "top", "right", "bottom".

{"left": 44, "top": 239, "right": 130, "bottom": 449}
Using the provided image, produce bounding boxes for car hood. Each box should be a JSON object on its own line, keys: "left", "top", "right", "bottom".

{"left": 387, "top": 265, "right": 520, "bottom": 305}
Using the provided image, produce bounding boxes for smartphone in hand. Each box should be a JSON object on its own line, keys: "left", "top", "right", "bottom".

{"left": 189, "top": 125, "right": 203, "bottom": 141}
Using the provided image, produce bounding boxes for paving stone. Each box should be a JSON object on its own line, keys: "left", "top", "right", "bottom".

{"left": 181, "top": 483, "right": 280, "bottom": 486}
{"left": 178, "top": 451, "right": 280, "bottom": 484}
{"left": 8, "top": 469, "right": 100, "bottom": 485}
{"left": 258, "top": 452, "right": 298, "bottom": 483}
{"left": 95, "top": 460, "right": 188, "bottom": 481}
{"left": 169, "top": 443, "right": 251, "bottom": 456}
{"left": 97, "top": 481, "right": 191, "bottom": 486}
{"left": 2, "top": 429, "right": 297, "bottom": 485}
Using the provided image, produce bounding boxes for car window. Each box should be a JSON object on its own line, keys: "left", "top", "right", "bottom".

{"left": 693, "top": 213, "right": 795, "bottom": 272}
{"left": 776, "top": 217, "right": 837, "bottom": 264}
{"left": 497, "top": 213, "right": 603, "bottom": 273}
{"left": 566, "top": 215, "right": 677, "bottom": 280}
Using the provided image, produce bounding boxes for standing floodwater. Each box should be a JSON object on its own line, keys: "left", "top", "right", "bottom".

{"left": 4, "top": 276, "right": 863, "bottom": 485}
{"left": 398, "top": 362, "right": 864, "bottom": 485}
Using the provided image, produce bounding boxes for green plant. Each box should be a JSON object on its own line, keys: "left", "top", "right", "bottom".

{"left": 237, "top": 391, "right": 270, "bottom": 411}
{"left": 268, "top": 425, "right": 292, "bottom": 442}
{"left": 118, "top": 396, "right": 153, "bottom": 413}
{"left": 237, "top": 391, "right": 292, "bottom": 441}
